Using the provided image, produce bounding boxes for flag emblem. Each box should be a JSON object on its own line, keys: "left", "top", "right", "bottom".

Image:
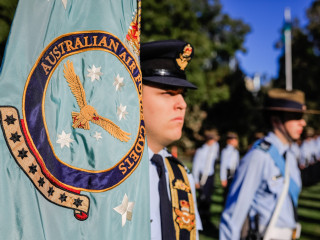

{"left": 0, "top": 31, "right": 145, "bottom": 220}
{"left": 21, "top": 31, "right": 145, "bottom": 191}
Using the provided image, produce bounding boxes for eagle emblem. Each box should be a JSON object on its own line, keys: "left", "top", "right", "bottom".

{"left": 63, "top": 60, "right": 131, "bottom": 142}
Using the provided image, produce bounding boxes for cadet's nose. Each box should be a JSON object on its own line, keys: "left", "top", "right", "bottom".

{"left": 175, "top": 94, "right": 187, "bottom": 110}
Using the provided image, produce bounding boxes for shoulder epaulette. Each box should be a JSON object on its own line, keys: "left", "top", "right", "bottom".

{"left": 255, "top": 139, "right": 271, "bottom": 152}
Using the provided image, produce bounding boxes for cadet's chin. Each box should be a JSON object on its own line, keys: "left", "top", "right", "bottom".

{"left": 170, "top": 129, "right": 183, "bottom": 143}
{"left": 290, "top": 133, "right": 300, "bottom": 141}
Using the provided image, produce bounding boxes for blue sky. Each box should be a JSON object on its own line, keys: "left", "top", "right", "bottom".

{"left": 221, "top": 0, "right": 314, "bottom": 80}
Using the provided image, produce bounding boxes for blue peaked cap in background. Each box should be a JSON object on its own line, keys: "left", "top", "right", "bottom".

{"left": 0, "top": 0, "right": 150, "bottom": 239}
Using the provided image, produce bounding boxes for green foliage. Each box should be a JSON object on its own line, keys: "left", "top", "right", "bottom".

{"left": 141, "top": 0, "right": 250, "bottom": 108}
{"left": 307, "top": 0, "right": 320, "bottom": 52}
{"left": 0, "top": 0, "right": 18, "bottom": 61}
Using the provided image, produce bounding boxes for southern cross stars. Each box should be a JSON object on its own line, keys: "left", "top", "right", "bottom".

{"left": 56, "top": 131, "right": 74, "bottom": 148}
{"left": 113, "top": 194, "right": 135, "bottom": 227}
{"left": 113, "top": 74, "right": 125, "bottom": 91}
{"left": 59, "top": 193, "right": 67, "bottom": 203}
{"left": 74, "top": 198, "right": 83, "bottom": 208}
{"left": 29, "top": 164, "right": 37, "bottom": 175}
{"left": 4, "top": 115, "right": 16, "bottom": 125}
{"left": 38, "top": 177, "right": 45, "bottom": 187}
{"left": 117, "top": 104, "right": 128, "bottom": 121}
{"left": 18, "top": 148, "right": 28, "bottom": 159}
{"left": 10, "top": 132, "right": 21, "bottom": 143}
{"left": 87, "top": 65, "right": 103, "bottom": 82}
{"left": 93, "top": 131, "right": 102, "bottom": 141}
{"left": 47, "top": 187, "right": 55, "bottom": 197}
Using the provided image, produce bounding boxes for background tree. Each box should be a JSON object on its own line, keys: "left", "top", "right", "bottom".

{"left": 142, "top": 0, "right": 253, "bottom": 152}
{"left": 0, "top": 0, "right": 18, "bottom": 62}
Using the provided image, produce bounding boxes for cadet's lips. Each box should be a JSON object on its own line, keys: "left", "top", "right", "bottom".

{"left": 172, "top": 116, "right": 184, "bottom": 122}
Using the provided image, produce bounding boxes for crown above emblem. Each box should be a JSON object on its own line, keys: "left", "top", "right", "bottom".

{"left": 176, "top": 44, "right": 193, "bottom": 71}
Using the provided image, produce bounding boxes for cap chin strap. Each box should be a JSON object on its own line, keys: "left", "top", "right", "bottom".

{"left": 277, "top": 119, "right": 294, "bottom": 143}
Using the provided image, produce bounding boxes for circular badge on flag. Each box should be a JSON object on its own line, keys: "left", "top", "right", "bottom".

{"left": 22, "top": 31, "right": 145, "bottom": 192}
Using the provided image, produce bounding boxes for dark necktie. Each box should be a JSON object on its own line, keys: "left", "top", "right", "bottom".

{"left": 151, "top": 154, "right": 175, "bottom": 240}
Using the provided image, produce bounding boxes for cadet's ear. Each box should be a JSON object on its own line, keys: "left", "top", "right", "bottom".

{"left": 271, "top": 116, "right": 282, "bottom": 128}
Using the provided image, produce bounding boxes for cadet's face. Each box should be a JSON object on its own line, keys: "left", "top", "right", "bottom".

{"left": 229, "top": 138, "right": 238, "bottom": 147}
{"left": 284, "top": 113, "right": 306, "bottom": 140}
{"left": 142, "top": 84, "right": 187, "bottom": 153}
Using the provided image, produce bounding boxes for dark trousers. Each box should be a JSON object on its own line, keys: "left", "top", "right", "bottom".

{"left": 197, "top": 174, "right": 214, "bottom": 226}
{"left": 301, "top": 160, "right": 320, "bottom": 186}
{"left": 223, "top": 177, "right": 233, "bottom": 207}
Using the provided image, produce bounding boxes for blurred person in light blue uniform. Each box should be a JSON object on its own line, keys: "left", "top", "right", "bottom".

{"left": 315, "top": 131, "right": 320, "bottom": 159}
{"left": 290, "top": 140, "right": 301, "bottom": 166}
{"left": 220, "top": 131, "right": 240, "bottom": 206}
{"left": 192, "top": 128, "right": 220, "bottom": 227}
{"left": 141, "top": 40, "right": 202, "bottom": 240}
{"left": 299, "top": 127, "right": 316, "bottom": 168}
{"left": 300, "top": 127, "right": 320, "bottom": 186}
{"left": 219, "top": 88, "right": 317, "bottom": 240}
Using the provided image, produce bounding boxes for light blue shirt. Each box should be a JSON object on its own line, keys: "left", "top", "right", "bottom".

{"left": 315, "top": 136, "right": 320, "bottom": 159}
{"left": 149, "top": 148, "right": 202, "bottom": 240}
{"left": 219, "top": 132, "right": 301, "bottom": 240}
{"left": 290, "top": 142, "right": 301, "bottom": 165}
{"left": 192, "top": 142, "right": 219, "bottom": 184}
{"left": 300, "top": 139, "right": 317, "bottom": 166}
{"left": 220, "top": 144, "right": 240, "bottom": 182}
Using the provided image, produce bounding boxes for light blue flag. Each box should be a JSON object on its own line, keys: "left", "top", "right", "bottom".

{"left": 0, "top": 0, "right": 150, "bottom": 239}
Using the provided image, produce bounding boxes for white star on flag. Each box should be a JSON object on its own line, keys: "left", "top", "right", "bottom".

{"left": 56, "top": 130, "right": 74, "bottom": 148}
{"left": 87, "top": 65, "right": 103, "bottom": 82}
{"left": 93, "top": 131, "right": 102, "bottom": 141}
{"left": 113, "top": 194, "right": 135, "bottom": 227}
{"left": 113, "top": 74, "right": 125, "bottom": 91}
{"left": 117, "top": 104, "right": 128, "bottom": 121}
{"left": 61, "top": 0, "right": 67, "bottom": 9}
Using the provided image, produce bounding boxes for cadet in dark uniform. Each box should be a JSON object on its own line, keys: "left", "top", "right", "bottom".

{"left": 141, "top": 40, "right": 202, "bottom": 240}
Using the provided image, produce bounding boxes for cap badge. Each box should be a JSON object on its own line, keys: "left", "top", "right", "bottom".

{"left": 176, "top": 44, "right": 193, "bottom": 70}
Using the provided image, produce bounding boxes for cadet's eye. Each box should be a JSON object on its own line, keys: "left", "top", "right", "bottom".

{"left": 167, "top": 91, "right": 176, "bottom": 96}
{"left": 162, "top": 90, "right": 175, "bottom": 96}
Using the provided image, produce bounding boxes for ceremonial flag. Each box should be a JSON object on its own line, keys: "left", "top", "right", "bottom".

{"left": 0, "top": 0, "right": 149, "bottom": 239}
